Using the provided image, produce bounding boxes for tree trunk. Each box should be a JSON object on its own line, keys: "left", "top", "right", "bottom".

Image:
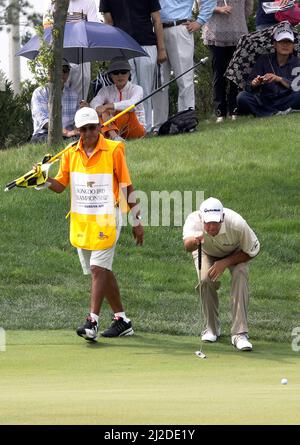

{"left": 48, "top": 0, "right": 70, "bottom": 148}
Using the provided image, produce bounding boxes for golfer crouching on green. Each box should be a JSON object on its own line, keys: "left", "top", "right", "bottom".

{"left": 183, "top": 197, "right": 260, "bottom": 351}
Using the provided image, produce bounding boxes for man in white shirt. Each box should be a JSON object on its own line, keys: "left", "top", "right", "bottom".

{"left": 183, "top": 197, "right": 260, "bottom": 351}
{"left": 90, "top": 57, "right": 146, "bottom": 140}
{"left": 152, "top": 0, "right": 216, "bottom": 132}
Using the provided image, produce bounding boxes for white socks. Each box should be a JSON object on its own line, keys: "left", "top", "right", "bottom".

{"left": 114, "top": 312, "right": 130, "bottom": 323}
{"left": 90, "top": 313, "right": 99, "bottom": 323}
{"left": 90, "top": 312, "right": 130, "bottom": 323}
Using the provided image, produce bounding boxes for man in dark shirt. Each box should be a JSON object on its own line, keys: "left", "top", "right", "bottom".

{"left": 100, "top": 0, "right": 167, "bottom": 132}
{"left": 237, "top": 25, "right": 300, "bottom": 117}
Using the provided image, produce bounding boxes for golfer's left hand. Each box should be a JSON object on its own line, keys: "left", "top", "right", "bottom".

{"left": 184, "top": 21, "right": 201, "bottom": 33}
{"left": 132, "top": 223, "right": 144, "bottom": 246}
{"left": 208, "top": 259, "right": 227, "bottom": 282}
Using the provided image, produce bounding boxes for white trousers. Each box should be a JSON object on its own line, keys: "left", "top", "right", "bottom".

{"left": 152, "top": 25, "right": 195, "bottom": 130}
{"left": 129, "top": 45, "right": 158, "bottom": 133}
{"left": 77, "top": 209, "right": 122, "bottom": 274}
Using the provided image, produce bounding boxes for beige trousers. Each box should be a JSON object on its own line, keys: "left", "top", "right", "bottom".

{"left": 192, "top": 251, "right": 249, "bottom": 336}
{"left": 152, "top": 24, "right": 195, "bottom": 130}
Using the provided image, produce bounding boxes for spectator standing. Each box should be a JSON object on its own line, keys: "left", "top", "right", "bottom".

{"left": 100, "top": 0, "right": 167, "bottom": 133}
{"left": 202, "top": 0, "right": 253, "bottom": 122}
{"left": 151, "top": 0, "right": 216, "bottom": 133}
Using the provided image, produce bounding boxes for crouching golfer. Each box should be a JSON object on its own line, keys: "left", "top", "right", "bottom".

{"left": 183, "top": 197, "right": 260, "bottom": 351}
{"left": 41, "top": 107, "right": 144, "bottom": 341}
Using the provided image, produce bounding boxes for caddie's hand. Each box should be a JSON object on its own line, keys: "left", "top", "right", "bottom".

{"left": 132, "top": 222, "right": 144, "bottom": 246}
{"left": 184, "top": 20, "right": 201, "bottom": 33}
{"left": 33, "top": 163, "right": 42, "bottom": 174}
{"left": 208, "top": 259, "right": 227, "bottom": 282}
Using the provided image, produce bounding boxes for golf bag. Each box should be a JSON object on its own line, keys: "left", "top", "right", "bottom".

{"left": 158, "top": 108, "right": 199, "bottom": 136}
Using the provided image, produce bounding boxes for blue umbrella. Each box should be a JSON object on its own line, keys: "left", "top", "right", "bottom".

{"left": 16, "top": 21, "right": 147, "bottom": 62}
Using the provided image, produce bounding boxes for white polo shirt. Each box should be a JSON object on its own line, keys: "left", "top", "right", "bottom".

{"left": 90, "top": 82, "right": 146, "bottom": 129}
{"left": 183, "top": 208, "right": 260, "bottom": 258}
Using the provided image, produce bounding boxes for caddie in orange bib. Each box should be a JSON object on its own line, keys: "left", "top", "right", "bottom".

{"left": 45, "top": 107, "right": 144, "bottom": 342}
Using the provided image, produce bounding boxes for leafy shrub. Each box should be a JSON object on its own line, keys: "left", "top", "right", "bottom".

{"left": 0, "top": 72, "right": 36, "bottom": 149}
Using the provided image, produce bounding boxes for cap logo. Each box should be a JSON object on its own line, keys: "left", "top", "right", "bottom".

{"left": 204, "top": 208, "right": 221, "bottom": 213}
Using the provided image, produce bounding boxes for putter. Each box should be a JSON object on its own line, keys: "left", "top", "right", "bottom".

{"left": 195, "top": 240, "right": 207, "bottom": 359}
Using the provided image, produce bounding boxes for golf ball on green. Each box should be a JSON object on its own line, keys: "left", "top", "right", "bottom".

{"left": 281, "top": 378, "right": 288, "bottom": 385}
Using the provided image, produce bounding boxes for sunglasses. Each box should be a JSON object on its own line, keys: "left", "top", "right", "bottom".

{"left": 110, "top": 70, "right": 130, "bottom": 76}
{"left": 79, "top": 124, "right": 98, "bottom": 132}
{"left": 62, "top": 66, "right": 70, "bottom": 73}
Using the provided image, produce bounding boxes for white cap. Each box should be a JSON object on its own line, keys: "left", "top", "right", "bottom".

{"left": 274, "top": 27, "right": 294, "bottom": 42}
{"left": 74, "top": 107, "right": 99, "bottom": 128}
{"left": 199, "top": 197, "right": 224, "bottom": 223}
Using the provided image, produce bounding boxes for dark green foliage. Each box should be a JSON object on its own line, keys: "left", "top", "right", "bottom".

{"left": 0, "top": 76, "right": 36, "bottom": 149}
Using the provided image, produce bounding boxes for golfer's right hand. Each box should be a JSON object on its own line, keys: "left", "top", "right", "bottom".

{"left": 194, "top": 233, "right": 204, "bottom": 246}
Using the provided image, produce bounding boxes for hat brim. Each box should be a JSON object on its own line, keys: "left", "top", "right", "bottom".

{"left": 202, "top": 213, "right": 222, "bottom": 223}
{"left": 75, "top": 118, "right": 99, "bottom": 128}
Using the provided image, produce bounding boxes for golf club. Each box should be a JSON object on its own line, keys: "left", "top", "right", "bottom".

{"left": 195, "top": 238, "right": 207, "bottom": 359}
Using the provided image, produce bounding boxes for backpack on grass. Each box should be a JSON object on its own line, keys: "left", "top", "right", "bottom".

{"left": 158, "top": 108, "right": 199, "bottom": 136}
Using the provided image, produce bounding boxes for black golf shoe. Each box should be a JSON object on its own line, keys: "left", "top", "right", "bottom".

{"left": 101, "top": 316, "right": 134, "bottom": 337}
{"left": 76, "top": 316, "right": 98, "bottom": 341}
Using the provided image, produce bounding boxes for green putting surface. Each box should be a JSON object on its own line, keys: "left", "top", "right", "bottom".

{"left": 0, "top": 331, "right": 299, "bottom": 425}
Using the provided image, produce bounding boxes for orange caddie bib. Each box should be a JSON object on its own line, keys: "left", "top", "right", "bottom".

{"left": 68, "top": 140, "right": 118, "bottom": 250}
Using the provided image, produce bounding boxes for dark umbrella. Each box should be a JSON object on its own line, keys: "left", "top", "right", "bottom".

{"left": 16, "top": 21, "right": 147, "bottom": 62}
{"left": 226, "top": 21, "right": 300, "bottom": 90}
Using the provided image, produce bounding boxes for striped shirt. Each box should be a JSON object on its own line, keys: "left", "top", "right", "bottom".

{"left": 31, "top": 85, "right": 80, "bottom": 136}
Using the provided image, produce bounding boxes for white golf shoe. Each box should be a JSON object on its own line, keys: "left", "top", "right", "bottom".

{"left": 201, "top": 329, "right": 220, "bottom": 343}
{"left": 231, "top": 334, "right": 252, "bottom": 351}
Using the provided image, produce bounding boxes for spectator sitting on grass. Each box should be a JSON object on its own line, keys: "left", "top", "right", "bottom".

{"left": 81, "top": 57, "right": 146, "bottom": 141}
{"left": 237, "top": 25, "right": 300, "bottom": 117}
{"left": 31, "top": 59, "right": 80, "bottom": 144}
